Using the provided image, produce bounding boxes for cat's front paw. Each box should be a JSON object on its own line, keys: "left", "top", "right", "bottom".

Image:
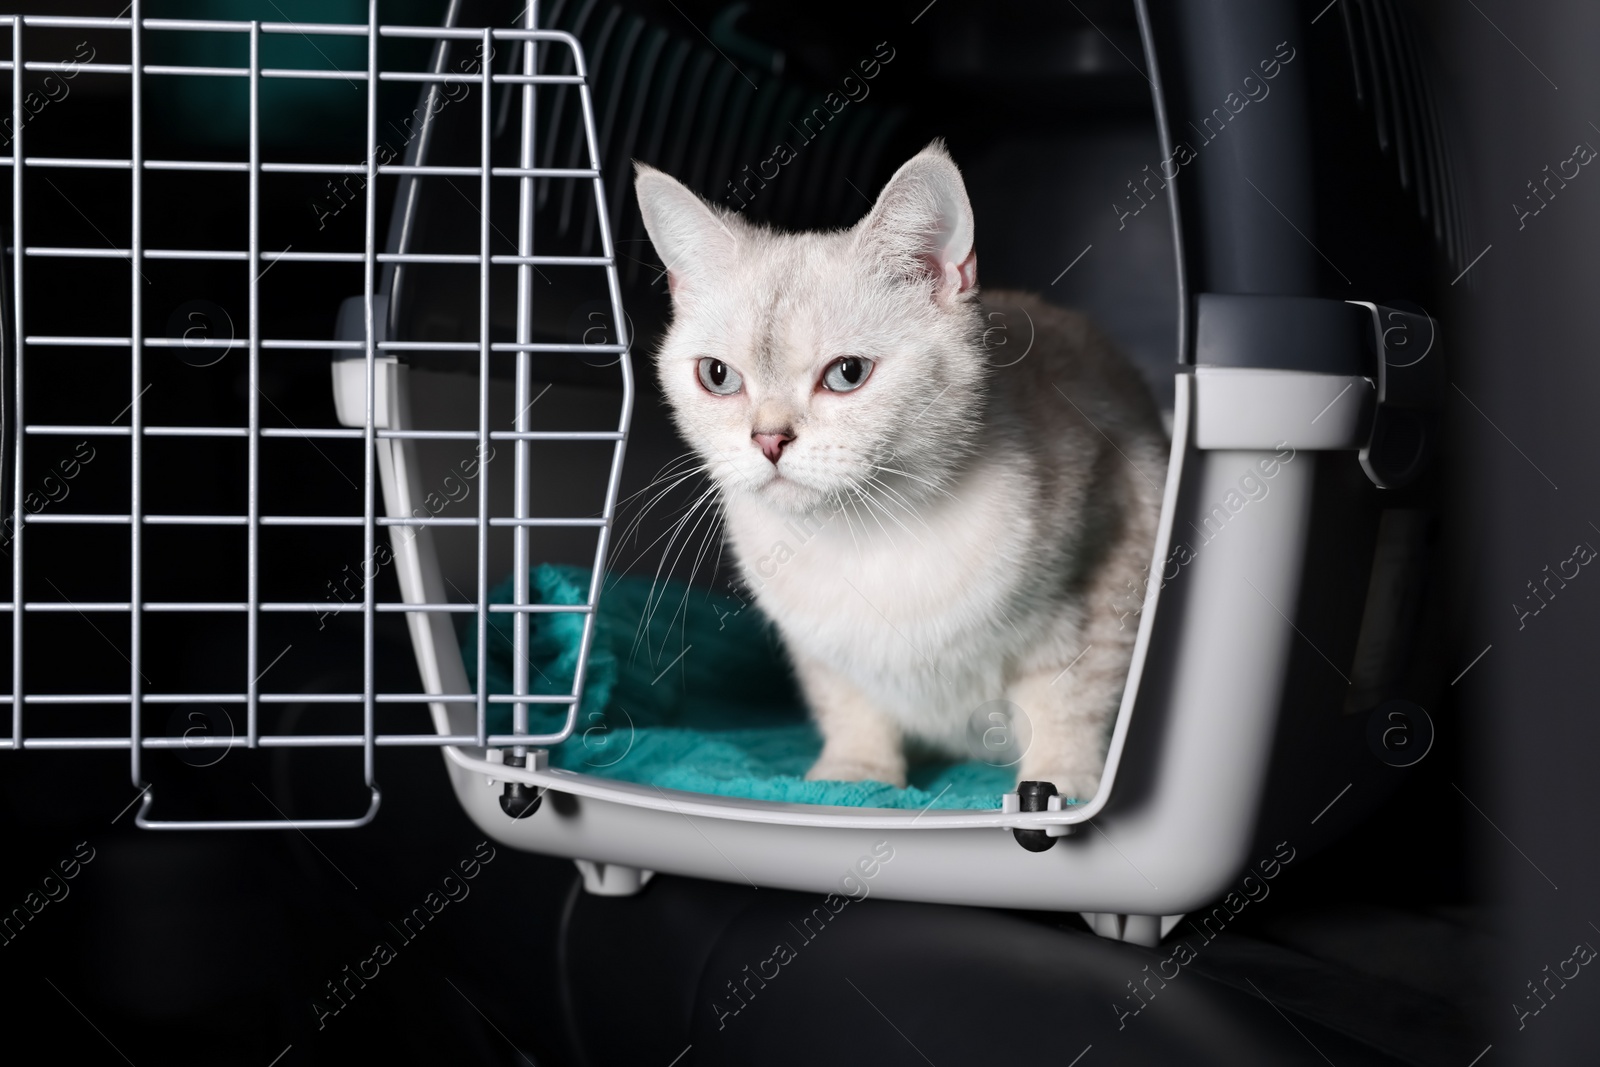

{"left": 805, "top": 754, "right": 907, "bottom": 788}
{"left": 1019, "top": 764, "right": 1102, "bottom": 805}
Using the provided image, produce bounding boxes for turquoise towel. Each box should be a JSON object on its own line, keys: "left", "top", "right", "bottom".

{"left": 463, "top": 564, "right": 1014, "bottom": 810}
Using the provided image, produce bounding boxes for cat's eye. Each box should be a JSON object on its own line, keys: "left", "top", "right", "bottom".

{"left": 696, "top": 357, "right": 743, "bottom": 395}
{"left": 821, "top": 356, "right": 873, "bottom": 393}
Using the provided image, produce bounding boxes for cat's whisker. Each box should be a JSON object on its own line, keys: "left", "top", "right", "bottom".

{"left": 870, "top": 493, "right": 927, "bottom": 546}
{"left": 609, "top": 454, "right": 708, "bottom": 552}
{"left": 635, "top": 485, "right": 716, "bottom": 616}
{"left": 844, "top": 483, "right": 890, "bottom": 545}
{"left": 859, "top": 492, "right": 902, "bottom": 548}
{"left": 637, "top": 485, "right": 723, "bottom": 651}
{"left": 857, "top": 481, "right": 925, "bottom": 548}
{"left": 632, "top": 485, "right": 720, "bottom": 662}
{"left": 662, "top": 493, "right": 727, "bottom": 643}
{"left": 835, "top": 489, "right": 864, "bottom": 555}
{"left": 866, "top": 469, "right": 926, "bottom": 512}
{"left": 666, "top": 487, "right": 728, "bottom": 633}
{"left": 864, "top": 474, "right": 931, "bottom": 531}
{"left": 833, "top": 491, "right": 857, "bottom": 552}
{"left": 671, "top": 507, "right": 728, "bottom": 642}
{"left": 614, "top": 451, "right": 702, "bottom": 509}
{"left": 613, "top": 467, "right": 704, "bottom": 553}
{"left": 612, "top": 483, "right": 703, "bottom": 564}
{"left": 845, "top": 480, "right": 892, "bottom": 539}
{"left": 608, "top": 469, "right": 711, "bottom": 583}
{"left": 708, "top": 534, "right": 731, "bottom": 598}
{"left": 874, "top": 464, "right": 958, "bottom": 502}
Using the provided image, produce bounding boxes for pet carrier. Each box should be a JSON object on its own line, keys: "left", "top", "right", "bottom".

{"left": 1, "top": 0, "right": 1452, "bottom": 946}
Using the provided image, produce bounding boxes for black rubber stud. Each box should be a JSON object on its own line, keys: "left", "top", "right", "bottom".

{"left": 499, "top": 780, "right": 543, "bottom": 819}
{"left": 1012, "top": 780, "right": 1058, "bottom": 853}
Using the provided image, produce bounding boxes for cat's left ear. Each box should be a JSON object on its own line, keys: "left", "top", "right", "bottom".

{"left": 856, "top": 140, "right": 977, "bottom": 306}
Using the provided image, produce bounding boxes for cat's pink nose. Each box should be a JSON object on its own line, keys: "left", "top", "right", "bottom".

{"left": 752, "top": 430, "right": 794, "bottom": 464}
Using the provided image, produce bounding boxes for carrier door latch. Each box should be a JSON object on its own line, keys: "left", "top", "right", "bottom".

{"left": 1348, "top": 301, "right": 1444, "bottom": 489}
{"left": 1190, "top": 294, "right": 1442, "bottom": 486}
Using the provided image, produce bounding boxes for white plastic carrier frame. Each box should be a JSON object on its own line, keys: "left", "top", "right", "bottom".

{"left": 0, "top": 1, "right": 1444, "bottom": 946}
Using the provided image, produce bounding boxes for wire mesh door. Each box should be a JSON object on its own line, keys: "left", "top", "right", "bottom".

{"left": 0, "top": 0, "right": 632, "bottom": 828}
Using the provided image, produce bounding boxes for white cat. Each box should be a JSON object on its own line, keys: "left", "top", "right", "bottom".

{"left": 634, "top": 141, "right": 1167, "bottom": 801}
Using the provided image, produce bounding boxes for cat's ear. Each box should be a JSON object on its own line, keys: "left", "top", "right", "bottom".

{"left": 634, "top": 163, "right": 738, "bottom": 299}
{"left": 856, "top": 141, "right": 977, "bottom": 305}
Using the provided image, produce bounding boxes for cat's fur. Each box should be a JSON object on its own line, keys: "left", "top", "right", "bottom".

{"left": 634, "top": 142, "right": 1167, "bottom": 800}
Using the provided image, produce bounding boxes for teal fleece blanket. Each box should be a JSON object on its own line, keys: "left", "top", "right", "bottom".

{"left": 463, "top": 564, "right": 1013, "bottom": 810}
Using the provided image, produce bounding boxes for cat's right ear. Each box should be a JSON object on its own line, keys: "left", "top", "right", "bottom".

{"left": 634, "top": 163, "right": 738, "bottom": 299}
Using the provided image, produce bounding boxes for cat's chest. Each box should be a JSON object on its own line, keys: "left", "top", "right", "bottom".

{"left": 724, "top": 463, "right": 1039, "bottom": 658}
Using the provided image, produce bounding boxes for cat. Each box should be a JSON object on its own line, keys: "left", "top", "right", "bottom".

{"left": 633, "top": 141, "right": 1167, "bottom": 801}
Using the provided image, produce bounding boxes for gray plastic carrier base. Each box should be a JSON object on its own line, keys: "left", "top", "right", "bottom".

{"left": 386, "top": 366, "right": 1401, "bottom": 929}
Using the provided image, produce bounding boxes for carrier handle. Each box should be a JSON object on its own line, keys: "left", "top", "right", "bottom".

{"left": 132, "top": 784, "right": 382, "bottom": 831}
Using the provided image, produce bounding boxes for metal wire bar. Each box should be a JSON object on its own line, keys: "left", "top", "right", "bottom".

{"left": 383, "top": 26, "right": 573, "bottom": 41}
{"left": 0, "top": 602, "right": 593, "bottom": 613}
{"left": 10, "top": 15, "right": 23, "bottom": 752}
{"left": 0, "top": 64, "right": 587, "bottom": 87}
{"left": 513, "top": 1, "right": 538, "bottom": 747}
{"left": 258, "top": 69, "right": 365, "bottom": 80}
{"left": 10, "top": 737, "right": 545, "bottom": 748}
{"left": 23, "top": 429, "right": 623, "bottom": 445}
{"left": 4, "top": 602, "right": 135, "bottom": 612}
{"left": 247, "top": 19, "right": 261, "bottom": 749}
{"left": 4, "top": 16, "right": 590, "bottom": 41}
{"left": 7, "top": 731, "right": 574, "bottom": 749}
{"left": 0, "top": 159, "right": 600, "bottom": 179}
{"left": 475, "top": 25, "right": 491, "bottom": 750}
{"left": 141, "top": 65, "right": 244, "bottom": 77}
{"left": 13, "top": 62, "right": 135, "bottom": 73}
{"left": 19, "top": 514, "right": 611, "bottom": 526}
{"left": 382, "top": 71, "right": 583, "bottom": 84}
{"left": 134, "top": 788, "right": 381, "bottom": 831}
{"left": 2, "top": 692, "right": 575, "bottom": 705}
{"left": 361, "top": 0, "right": 378, "bottom": 792}
{"left": 128, "top": 0, "right": 144, "bottom": 788}
{"left": 564, "top": 49, "right": 634, "bottom": 751}
{"left": 23, "top": 247, "right": 612, "bottom": 265}
{"left": 22, "top": 248, "right": 616, "bottom": 268}
{"left": 21, "top": 336, "right": 626, "bottom": 353}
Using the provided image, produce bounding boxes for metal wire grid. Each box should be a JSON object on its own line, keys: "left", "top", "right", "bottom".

{"left": 0, "top": 2, "right": 633, "bottom": 826}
